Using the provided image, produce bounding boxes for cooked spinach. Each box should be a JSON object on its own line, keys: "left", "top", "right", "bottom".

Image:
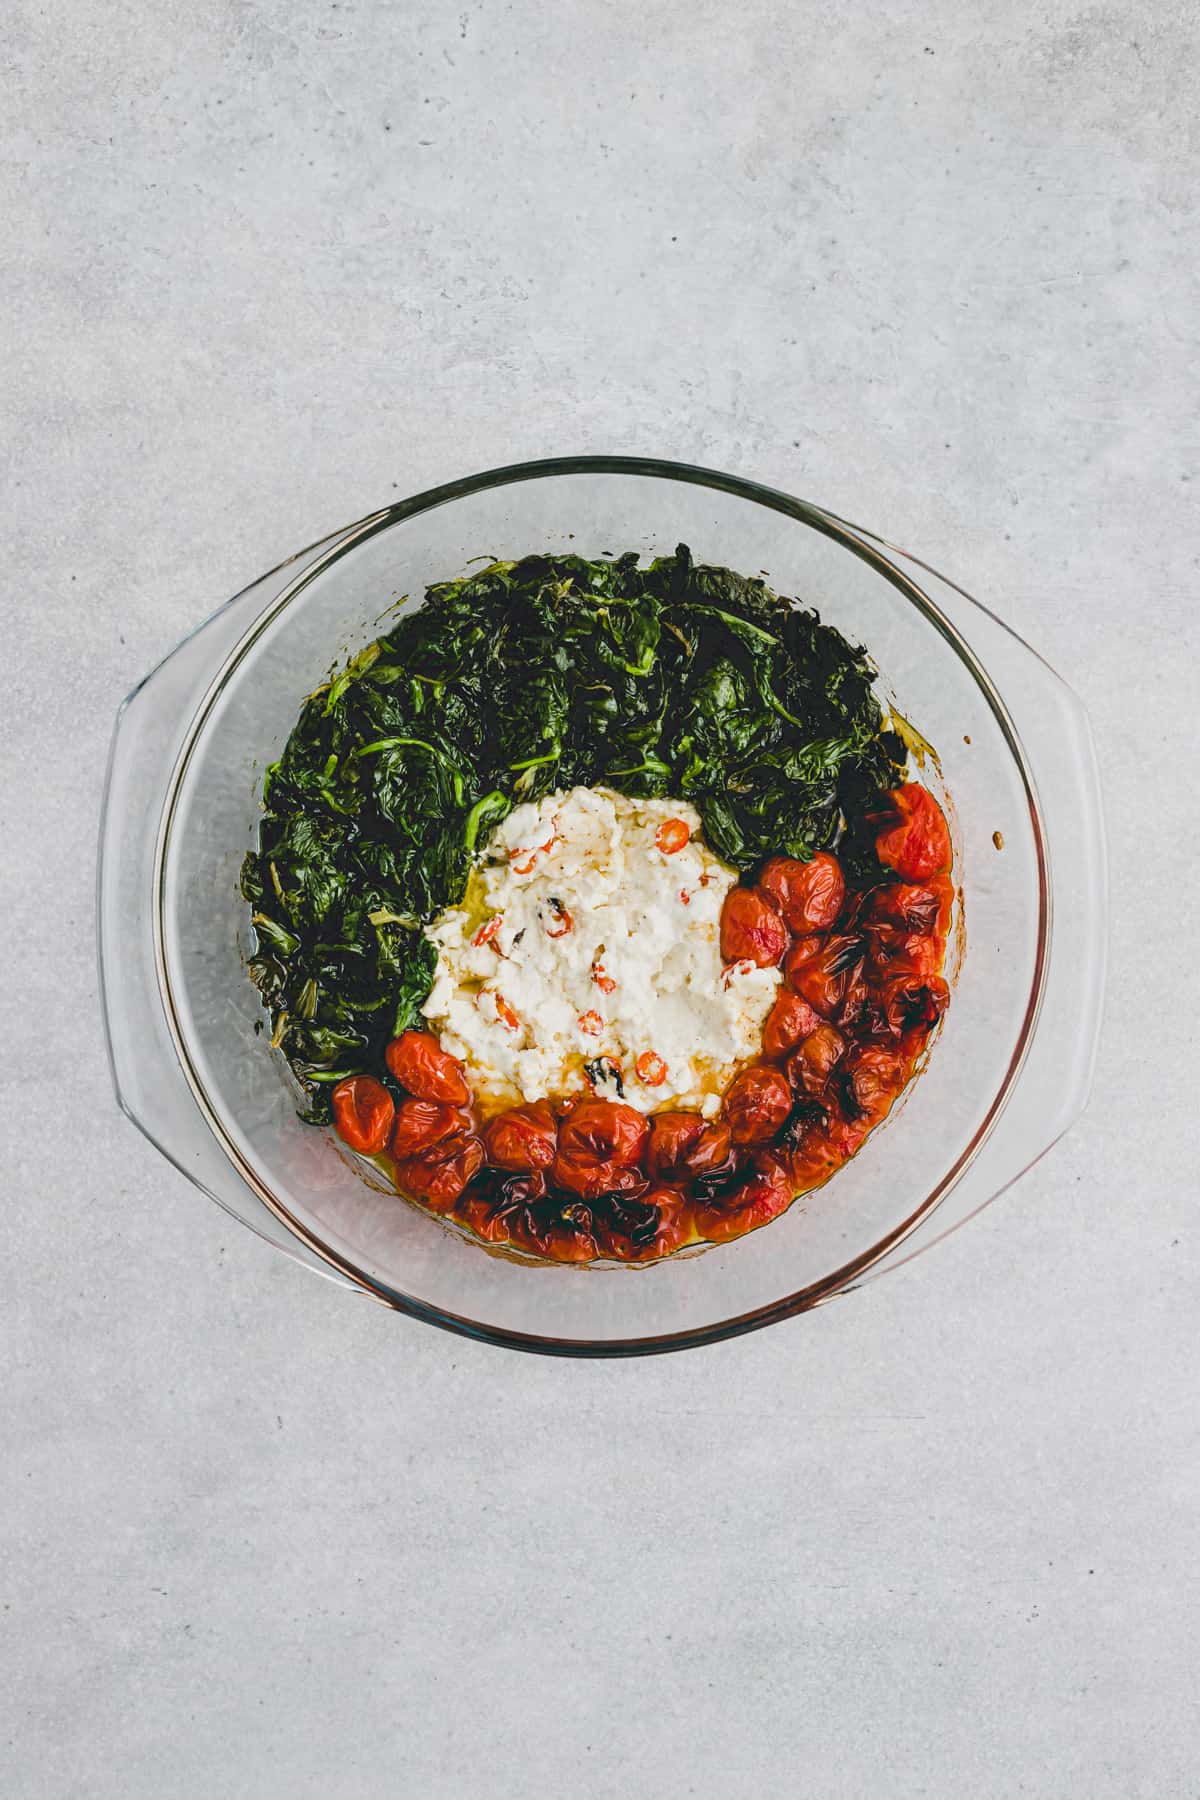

{"left": 242, "top": 545, "right": 905, "bottom": 1117}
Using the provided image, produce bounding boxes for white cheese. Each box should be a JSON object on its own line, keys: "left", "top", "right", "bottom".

{"left": 420, "top": 786, "right": 780, "bottom": 1115}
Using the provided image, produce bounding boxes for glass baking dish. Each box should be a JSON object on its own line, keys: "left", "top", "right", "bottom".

{"left": 98, "top": 457, "right": 1106, "bottom": 1354}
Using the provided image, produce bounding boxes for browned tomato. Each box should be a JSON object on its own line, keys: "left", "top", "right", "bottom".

{"left": 866, "top": 875, "right": 954, "bottom": 936}
{"left": 782, "top": 934, "right": 826, "bottom": 989}
{"left": 694, "top": 1166, "right": 792, "bottom": 1244}
{"left": 722, "top": 1066, "right": 793, "bottom": 1145}
{"left": 457, "top": 1171, "right": 547, "bottom": 1245}
{"left": 758, "top": 852, "right": 845, "bottom": 932}
{"left": 719, "top": 886, "right": 788, "bottom": 967}
{"left": 841, "top": 1045, "right": 905, "bottom": 1123}
{"left": 594, "top": 1186, "right": 692, "bottom": 1261}
{"left": 787, "top": 1024, "right": 846, "bottom": 1095}
{"left": 331, "top": 1075, "right": 395, "bottom": 1155}
{"left": 511, "top": 1199, "right": 599, "bottom": 1263}
{"left": 394, "top": 1132, "right": 484, "bottom": 1211}
{"left": 879, "top": 974, "right": 950, "bottom": 1036}
{"left": 389, "top": 1098, "right": 465, "bottom": 1159}
{"left": 553, "top": 1099, "right": 649, "bottom": 1200}
{"left": 762, "top": 990, "right": 822, "bottom": 1058}
{"left": 864, "top": 924, "right": 943, "bottom": 981}
{"left": 875, "top": 783, "right": 951, "bottom": 882}
{"left": 786, "top": 934, "right": 865, "bottom": 1018}
{"left": 646, "top": 1112, "right": 732, "bottom": 1181}
{"left": 482, "top": 1101, "right": 557, "bottom": 1172}
{"left": 384, "top": 1030, "right": 471, "bottom": 1105}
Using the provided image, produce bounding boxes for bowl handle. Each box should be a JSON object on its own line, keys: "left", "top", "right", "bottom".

{"left": 840, "top": 535, "right": 1109, "bottom": 1288}
{"left": 97, "top": 528, "right": 370, "bottom": 1289}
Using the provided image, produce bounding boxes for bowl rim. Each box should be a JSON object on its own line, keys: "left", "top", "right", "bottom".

{"left": 151, "top": 454, "right": 1050, "bottom": 1356}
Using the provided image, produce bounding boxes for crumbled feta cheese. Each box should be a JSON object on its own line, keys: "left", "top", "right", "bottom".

{"left": 421, "top": 786, "right": 780, "bottom": 1114}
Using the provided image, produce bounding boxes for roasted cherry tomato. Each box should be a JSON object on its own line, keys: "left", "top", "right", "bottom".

{"left": 655, "top": 818, "right": 691, "bottom": 854}
{"left": 384, "top": 1029, "right": 471, "bottom": 1105}
{"left": 875, "top": 783, "right": 951, "bottom": 882}
{"left": 646, "top": 1112, "right": 732, "bottom": 1181}
{"left": 787, "top": 1024, "right": 847, "bottom": 1095}
{"left": 553, "top": 1099, "right": 649, "bottom": 1200}
{"left": 881, "top": 974, "right": 950, "bottom": 1036}
{"left": 835, "top": 972, "right": 870, "bottom": 1032}
{"left": 389, "top": 1097, "right": 464, "bottom": 1159}
{"left": 867, "top": 875, "right": 954, "bottom": 936}
{"left": 864, "top": 924, "right": 942, "bottom": 980}
{"left": 513, "top": 1198, "right": 599, "bottom": 1263}
{"left": 457, "top": 1171, "right": 547, "bottom": 1245}
{"left": 719, "top": 886, "right": 788, "bottom": 967}
{"left": 594, "top": 1187, "right": 692, "bottom": 1261}
{"left": 722, "top": 1065, "right": 793, "bottom": 1146}
{"left": 331, "top": 1074, "right": 395, "bottom": 1155}
{"left": 758, "top": 852, "right": 846, "bottom": 932}
{"left": 635, "top": 1050, "right": 668, "bottom": 1087}
{"left": 694, "top": 1166, "right": 792, "bottom": 1244}
{"left": 482, "top": 1101, "right": 558, "bottom": 1173}
{"left": 782, "top": 934, "right": 825, "bottom": 988}
{"left": 394, "top": 1132, "right": 484, "bottom": 1212}
{"left": 762, "top": 990, "right": 822, "bottom": 1058}
{"left": 786, "top": 934, "right": 865, "bottom": 1018}
{"left": 840, "top": 1045, "right": 905, "bottom": 1122}
{"left": 556, "top": 1098, "right": 647, "bottom": 1166}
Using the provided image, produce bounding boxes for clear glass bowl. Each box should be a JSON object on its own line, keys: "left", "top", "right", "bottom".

{"left": 98, "top": 458, "right": 1107, "bottom": 1355}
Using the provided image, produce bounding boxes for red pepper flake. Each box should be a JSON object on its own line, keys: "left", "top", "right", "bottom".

{"left": 679, "top": 887, "right": 691, "bottom": 905}
{"left": 493, "top": 994, "right": 521, "bottom": 1032}
{"left": 545, "top": 897, "right": 573, "bottom": 938}
{"left": 721, "top": 958, "right": 756, "bottom": 990}
{"left": 655, "top": 818, "right": 690, "bottom": 854}
{"left": 635, "top": 1050, "right": 668, "bottom": 1086}
{"left": 511, "top": 832, "right": 556, "bottom": 875}
{"left": 592, "top": 962, "right": 617, "bottom": 994}
{"left": 578, "top": 1010, "right": 604, "bottom": 1037}
{"left": 472, "top": 915, "right": 503, "bottom": 948}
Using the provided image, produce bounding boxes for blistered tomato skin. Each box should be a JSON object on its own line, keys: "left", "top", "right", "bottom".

{"left": 694, "top": 1167, "right": 792, "bottom": 1244}
{"left": 719, "top": 886, "right": 789, "bottom": 967}
{"left": 482, "top": 1102, "right": 558, "bottom": 1172}
{"left": 331, "top": 1075, "right": 395, "bottom": 1155}
{"left": 867, "top": 876, "right": 953, "bottom": 937}
{"left": 759, "top": 853, "right": 846, "bottom": 932}
{"left": 515, "top": 1201, "right": 599, "bottom": 1263}
{"left": 395, "top": 1133, "right": 485, "bottom": 1211}
{"left": 787, "top": 1025, "right": 847, "bottom": 1095}
{"left": 384, "top": 1030, "right": 472, "bottom": 1105}
{"left": 389, "top": 1098, "right": 464, "bottom": 1159}
{"left": 722, "top": 1066, "right": 793, "bottom": 1146}
{"left": 646, "top": 1112, "right": 732, "bottom": 1181}
{"left": 552, "top": 1099, "right": 650, "bottom": 1200}
{"left": 875, "top": 784, "right": 951, "bottom": 882}
{"left": 787, "top": 935, "right": 865, "bottom": 1019}
{"left": 595, "top": 1187, "right": 692, "bottom": 1261}
{"left": 841, "top": 1046, "right": 905, "bottom": 1123}
{"left": 762, "top": 990, "right": 822, "bottom": 1059}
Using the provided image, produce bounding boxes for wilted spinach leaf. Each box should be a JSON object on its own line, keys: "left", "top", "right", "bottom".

{"left": 242, "top": 545, "right": 905, "bottom": 1118}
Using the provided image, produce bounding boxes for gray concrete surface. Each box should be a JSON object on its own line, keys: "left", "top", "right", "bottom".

{"left": 3, "top": 1, "right": 1198, "bottom": 1794}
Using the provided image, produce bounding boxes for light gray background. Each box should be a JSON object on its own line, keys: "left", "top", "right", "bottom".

{"left": 4, "top": 2, "right": 1197, "bottom": 1795}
